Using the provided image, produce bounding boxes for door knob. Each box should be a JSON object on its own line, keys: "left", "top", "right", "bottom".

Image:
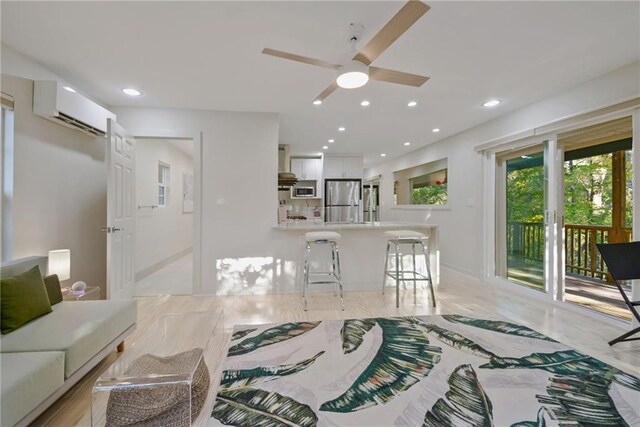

{"left": 101, "top": 227, "right": 123, "bottom": 233}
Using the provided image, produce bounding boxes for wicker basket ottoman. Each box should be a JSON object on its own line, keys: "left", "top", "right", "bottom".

{"left": 104, "top": 348, "right": 209, "bottom": 426}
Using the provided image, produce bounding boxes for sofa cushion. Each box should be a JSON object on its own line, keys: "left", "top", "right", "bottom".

{"left": 43, "top": 274, "right": 63, "bottom": 305}
{"left": 0, "top": 351, "right": 65, "bottom": 427}
{"left": 0, "top": 300, "right": 136, "bottom": 378}
{"left": 0, "top": 265, "right": 52, "bottom": 334}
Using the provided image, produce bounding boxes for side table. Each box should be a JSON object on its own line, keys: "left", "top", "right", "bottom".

{"left": 62, "top": 286, "right": 100, "bottom": 301}
{"left": 91, "top": 310, "right": 225, "bottom": 426}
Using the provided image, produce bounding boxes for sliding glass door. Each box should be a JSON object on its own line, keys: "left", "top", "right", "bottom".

{"left": 497, "top": 148, "right": 547, "bottom": 291}
{"left": 493, "top": 114, "right": 636, "bottom": 319}
{"left": 559, "top": 117, "right": 634, "bottom": 319}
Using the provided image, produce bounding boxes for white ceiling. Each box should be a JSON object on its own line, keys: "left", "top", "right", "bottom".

{"left": 2, "top": 1, "right": 638, "bottom": 166}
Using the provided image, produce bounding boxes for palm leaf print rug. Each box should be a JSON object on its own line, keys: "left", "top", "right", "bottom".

{"left": 210, "top": 315, "right": 640, "bottom": 426}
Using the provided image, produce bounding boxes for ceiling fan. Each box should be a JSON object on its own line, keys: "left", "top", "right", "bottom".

{"left": 262, "top": 0, "right": 431, "bottom": 103}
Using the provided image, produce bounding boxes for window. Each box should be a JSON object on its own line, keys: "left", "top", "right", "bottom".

{"left": 393, "top": 158, "right": 448, "bottom": 205}
{"left": 410, "top": 169, "right": 448, "bottom": 205}
{"left": 158, "top": 162, "right": 170, "bottom": 206}
{"left": 1, "top": 92, "right": 15, "bottom": 261}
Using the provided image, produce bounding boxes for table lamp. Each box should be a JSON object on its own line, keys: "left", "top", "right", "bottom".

{"left": 48, "top": 249, "right": 70, "bottom": 291}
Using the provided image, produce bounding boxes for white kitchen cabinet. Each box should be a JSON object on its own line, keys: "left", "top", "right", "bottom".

{"left": 323, "top": 156, "right": 363, "bottom": 179}
{"left": 291, "top": 158, "right": 322, "bottom": 180}
{"left": 306, "top": 158, "right": 322, "bottom": 180}
{"left": 323, "top": 157, "right": 344, "bottom": 179}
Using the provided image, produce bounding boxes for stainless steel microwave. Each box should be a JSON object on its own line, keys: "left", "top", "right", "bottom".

{"left": 293, "top": 187, "right": 315, "bottom": 197}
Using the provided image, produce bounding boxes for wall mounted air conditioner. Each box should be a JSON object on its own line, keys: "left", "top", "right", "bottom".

{"left": 33, "top": 80, "right": 116, "bottom": 137}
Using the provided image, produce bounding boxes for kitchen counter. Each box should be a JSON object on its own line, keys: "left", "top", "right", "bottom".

{"left": 273, "top": 221, "right": 440, "bottom": 290}
{"left": 275, "top": 221, "right": 438, "bottom": 231}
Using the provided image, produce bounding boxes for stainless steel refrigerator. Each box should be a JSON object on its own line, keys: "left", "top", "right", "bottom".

{"left": 325, "top": 180, "right": 361, "bottom": 223}
{"left": 363, "top": 185, "right": 379, "bottom": 222}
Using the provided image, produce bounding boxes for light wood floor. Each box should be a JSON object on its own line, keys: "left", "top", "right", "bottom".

{"left": 33, "top": 269, "right": 640, "bottom": 426}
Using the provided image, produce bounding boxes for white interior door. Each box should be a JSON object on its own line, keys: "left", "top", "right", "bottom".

{"left": 106, "top": 119, "right": 135, "bottom": 299}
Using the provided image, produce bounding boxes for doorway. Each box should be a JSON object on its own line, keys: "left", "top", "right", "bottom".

{"left": 492, "top": 114, "right": 636, "bottom": 321}
{"left": 133, "top": 137, "right": 195, "bottom": 296}
{"left": 560, "top": 117, "right": 633, "bottom": 319}
{"left": 498, "top": 148, "right": 546, "bottom": 291}
{"left": 363, "top": 177, "right": 380, "bottom": 222}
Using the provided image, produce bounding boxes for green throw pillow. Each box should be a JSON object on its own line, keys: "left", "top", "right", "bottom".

{"left": 1, "top": 265, "right": 52, "bottom": 334}
{"left": 44, "top": 274, "right": 63, "bottom": 305}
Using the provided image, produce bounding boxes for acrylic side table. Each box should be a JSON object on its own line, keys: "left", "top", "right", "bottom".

{"left": 91, "top": 310, "right": 224, "bottom": 426}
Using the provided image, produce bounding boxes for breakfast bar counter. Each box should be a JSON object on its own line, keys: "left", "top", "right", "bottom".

{"left": 275, "top": 221, "right": 439, "bottom": 231}
{"left": 274, "top": 221, "right": 440, "bottom": 293}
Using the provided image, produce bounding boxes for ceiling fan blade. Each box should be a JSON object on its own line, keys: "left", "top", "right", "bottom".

{"left": 313, "top": 81, "right": 339, "bottom": 103}
{"left": 262, "top": 48, "right": 340, "bottom": 70}
{"left": 369, "top": 66, "right": 430, "bottom": 87}
{"left": 353, "top": 0, "right": 430, "bottom": 66}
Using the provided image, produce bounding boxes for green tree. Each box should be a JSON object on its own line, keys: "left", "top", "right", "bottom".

{"left": 506, "top": 151, "right": 632, "bottom": 227}
{"left": 506, "top": 164, "right": 544, "bottom": 223}
{"left": 564, "top": 154, "right": 611, "bottom": 226}
{"left": 412, "top": 184, "right": 447, "bottom": 205}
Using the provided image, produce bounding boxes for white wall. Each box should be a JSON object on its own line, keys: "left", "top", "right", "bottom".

{"left": 110, "top": 107, "right": 279, "bottom": 294}
{"left": 4, "top": 40, "right": 638, "bottom": 295}
{"left": 135, "top": 138, "right": 193, "bottom": 277}
{"left": 1, "top": 74, "right": 107, "bottom": 295}
{"left": 366, "top": 61, "right": 640, "bottom": 278}
{"left": 1, "top": 43, "right": 108, "bottom": 107}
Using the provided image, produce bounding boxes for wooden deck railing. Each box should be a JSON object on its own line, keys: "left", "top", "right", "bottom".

{"left": 507, "top": 222, "right": 544, "bottom": 263}
{"left": 507, "top": 222, "right": 632, "bottom": 281}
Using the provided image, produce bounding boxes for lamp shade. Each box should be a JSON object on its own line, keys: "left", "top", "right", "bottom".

{"left": 48, "top": 249, "right": 70, "bottom": 281}
{"left": 336, "top": 60, "right": 369, "bottom": 89}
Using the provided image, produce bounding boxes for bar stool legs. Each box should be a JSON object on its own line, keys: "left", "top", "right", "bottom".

{"left": 333, "top": 241, "right": 344, "bottom": 310}
{"left": 382, "top": 231, "right": 436, "bottom": 308}
{"left": 421, "top": 241, "right": 436, "bottom": 306}
{"left": 303, "top": 242, "right": 311, "bottom": 311}
{"left": 382, "top": 241, "right": 391, "bottom": 295}
{"left": 395, "top": 242, "right": 400, "bottom": 309}
{"left": 303, "top": 232, "right": 344, "bottom": 311}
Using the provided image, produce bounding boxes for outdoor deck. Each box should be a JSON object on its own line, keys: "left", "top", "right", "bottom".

{"left": 507, "top": 261, "right": 630, "bottom": 320}
{"left": 506, "top": 221, "right": 632, "bottom": 321}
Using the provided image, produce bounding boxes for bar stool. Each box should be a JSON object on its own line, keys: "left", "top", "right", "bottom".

{"left": 382, "top": 230, "right": 436, "bottom": 308}
{"left": 303, "top": 231, "right": 344, "bottom": 311}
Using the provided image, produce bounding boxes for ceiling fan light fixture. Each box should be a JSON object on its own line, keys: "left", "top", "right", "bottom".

{"left": 336, "top": 60, "right": 369, "bottom": 89}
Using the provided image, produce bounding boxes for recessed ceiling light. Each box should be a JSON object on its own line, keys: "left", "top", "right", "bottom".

{"left": 404, "top": 142, "right": 411, "bottom": 146}
{"left": 360, "top": 100, "right": 370, "bottom": 107}
{"left": 122, "top": 88, "right": 142, "bottom": 96}
{"left": 322, "top": 146, "right": 329, "bottom": 150}
{"left": 338, "top": 127, "right": 346, "bottom": 132}
{"left": 328, "top": 139, "right": 335, "bottom": 143}
{"left": 407, "top": 101, "right": 417, "bottom": 107}
{"left": 482, "top": 99, "right": 501, "bottom": 107}
{"left": 63, "top": 86, "right": 76, "bottom": 93}
{"left": 432, "top": 128, "right": 440, "bottom": 133}
{"left": 313, "top": 100, "right": 322, "bottom": 105}
{"left": 380, "top": 153, "right": 386, "bottom": 157}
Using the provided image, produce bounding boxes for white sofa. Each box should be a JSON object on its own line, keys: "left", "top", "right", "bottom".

{"left": 0, "top": 256, "right": 137, "bottom": 426}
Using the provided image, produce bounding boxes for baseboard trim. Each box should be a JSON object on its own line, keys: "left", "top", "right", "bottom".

{"left": 135, "top": 248, "right": 192, "bottom": 282}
